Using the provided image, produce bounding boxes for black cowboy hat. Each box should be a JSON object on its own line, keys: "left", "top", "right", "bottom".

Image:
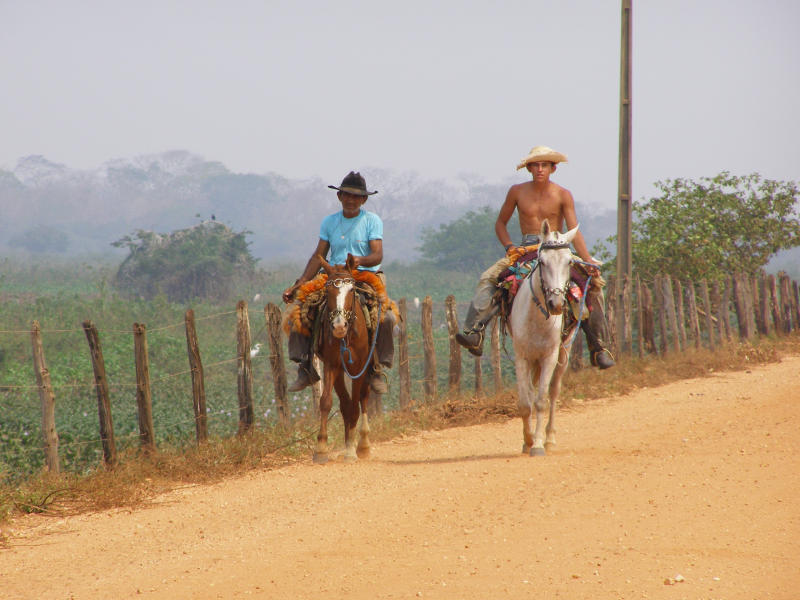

{"left": 328, "top": 171, "right": 378, "bottom": 196}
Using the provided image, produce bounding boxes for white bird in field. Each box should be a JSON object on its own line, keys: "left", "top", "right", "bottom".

{"left": 413, "top": 297, "right": 420, "bottom": 309}
{"left": 250, "top": 343, "right": 262, "bottom": 358}
{"left": 253, "top": 293, "right": 262, "bottom": 302}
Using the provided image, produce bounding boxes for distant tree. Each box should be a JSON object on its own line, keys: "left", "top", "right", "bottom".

{"left": 112, "top": 221, "right": 255, "bottom": 302}
{"left": 9, "top": 225, "right": 69, "bottom": 254}
{"left": 597, "top": 172, "right": 800, "bottom": 280}
{"left": 418, "top": 206, "right": 518, "bottom": 273}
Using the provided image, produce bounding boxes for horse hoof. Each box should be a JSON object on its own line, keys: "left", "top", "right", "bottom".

{"left": 356, "top": 446, "right": 371, "bottom": 459}
{"left": 522, "top": 444, "right": 532, "bottom": 455}
{"left": 545, "top": 442, "right": 556, "bottom": 452}
{"left": 313, "top": 452, "right": 329, "bottom": 465}
{"left": 340, "top": 453, "right": 357, "bottom": 464}
{"left": 530, "top": 447, "right": 546, "bottom": 457}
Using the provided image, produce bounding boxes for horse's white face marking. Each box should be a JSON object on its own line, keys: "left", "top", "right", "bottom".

{"left": 330, "top": 279, "right": 354, "bottom": 338}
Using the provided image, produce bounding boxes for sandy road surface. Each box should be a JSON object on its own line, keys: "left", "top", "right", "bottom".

{"left": 2, "top": 356, "right": 799, "bottom": 600}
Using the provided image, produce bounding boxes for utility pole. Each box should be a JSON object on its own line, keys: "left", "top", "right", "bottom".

{"left": 616, "top": 0, "right": 633, "bottom": 353}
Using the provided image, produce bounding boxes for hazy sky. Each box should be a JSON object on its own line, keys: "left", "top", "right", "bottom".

{"left": 2, "top": 0, "right": 798, "bottom": 211}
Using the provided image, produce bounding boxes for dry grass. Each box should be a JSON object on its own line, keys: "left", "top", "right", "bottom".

{"left": 2, "top": 334, "right": 799, "bottom": 531}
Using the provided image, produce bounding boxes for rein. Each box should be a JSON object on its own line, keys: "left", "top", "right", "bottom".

{"left": 339, "top": 300, "right": 381, "bottom": 380}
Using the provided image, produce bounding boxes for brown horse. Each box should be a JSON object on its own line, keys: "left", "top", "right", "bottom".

{"left": 314, "top": 253, "right": 375, "bottom": 464}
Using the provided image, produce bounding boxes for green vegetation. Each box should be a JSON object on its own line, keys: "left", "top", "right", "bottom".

{"left": 0, "top": 254, "right": 508, "bottom": 493}
{"left": 417, "top": 206, "right": 519, "bottom": 272}
{"left": 112, "top": 221, "right": 256, "bottom": 302}
{"left": 597, "top": 172, "right": 800, "bottom": 279}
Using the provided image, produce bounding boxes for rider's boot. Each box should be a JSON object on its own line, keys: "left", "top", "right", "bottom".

{"left": 455, "top": 302, "right": 498, "bottom": 357}
{"left": 580, "top": 292, "right": 615, "bottom": 370}
{"left": 287, "top": 330, "right": 320, "bottom": 392}
{"left": 370, "top": 312, "right": 395, "bottom": 394}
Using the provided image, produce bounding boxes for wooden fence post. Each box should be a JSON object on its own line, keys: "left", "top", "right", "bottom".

{"left": 654, "top": 276, "right": 667, "bottom": 355}
{"left": 236, "top": 301, "right": 254, "bottom": 434}
{"left": 421, "top": 296, "right": 436, "bottom": 401}
{"left": 756, "top": 273, "right": 770, "bottom": 336}
{"left": 445, "top": 295, "right": 461, "bottom": 393}
{"left": 264, "top": 303, "right": 289, "bottom": 427}
{"left": 732, "top": 273, "right": 754, "bottom": 340}
{"left": 641, "top": 282, "right": 656, "bottom": 354}
{"left": 720, "top": 277, "right": 734, "bottom": 341}
{"left": 31, "top": 321, "right": 59, "bottom": 473}
{"left": 767, "top": 274, "right": 783, "bottom": 334}
{"left": 619, "top": 274, "right": 632, "bottom": 355}
{"left": 793, "top": 279, "right": 800, "bottom": 331}
{"left": 779, "top": 275, "right": 793, "bottom": 333}
{"left": 133, "top": 323, "right": 156, "bottom": 453}
{"left": 490, "top": 317, "right": 502, "bottom": 391}
{"left": 184, "top": 309, "right": 208, "bottom": 443}
{"left": 605, "top": 277, "right": 618, "bottom": 358}
{"left": 674, "top": 280, "right": 688, "bottom": 349}
{"left": 662, "top": 275, "right": 681, "bottom": 353}
{"left": 635, "top": 275, "right": 644, "bottom": 357}
{"left": 82, "top": 320, "right": 117, "bottom": 467}
{"left": 685, "top": 283, "right": 701, "bottom": 349}
{"left": 397, "top": 298, "right": 411, "bottom": 409}
{"left": 698, "top": 280, "right": 715, "bottom": 351}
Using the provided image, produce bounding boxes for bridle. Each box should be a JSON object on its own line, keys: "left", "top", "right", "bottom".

{"left": 528, "top": 240, "right": 573, "bottom": 320}
{"left": 325, "top": 275, "right": 381, "bottom": 380}
{"left": 325, "top": 277, "right": 356, "bottom": 325}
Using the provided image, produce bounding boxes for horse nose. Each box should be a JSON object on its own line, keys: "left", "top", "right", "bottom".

{"left": 547, "top": 298, "right": 564, "bottom": 315}
{"left": 332, "top": 323, "right": 347, "bottom": 338}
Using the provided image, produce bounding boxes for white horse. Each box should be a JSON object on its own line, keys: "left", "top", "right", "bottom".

{"left": 509, "top": 219, "right": 580, "bottom": 456}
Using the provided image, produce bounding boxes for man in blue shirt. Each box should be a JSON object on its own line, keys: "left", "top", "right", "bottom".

{"left": 282, "top": 171, "right": 394, "bottom": 393}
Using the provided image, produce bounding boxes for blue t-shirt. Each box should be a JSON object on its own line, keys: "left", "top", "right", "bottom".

{"left": 319, "top": 209, "right": 383, "bottom": 272}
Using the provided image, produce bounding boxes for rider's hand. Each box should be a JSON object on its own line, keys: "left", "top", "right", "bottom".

{"left": 282, "top": 281, "right": 301, "bottom": 304}
{"left": 583, "top": 256, "right": 603, "bottom": 277}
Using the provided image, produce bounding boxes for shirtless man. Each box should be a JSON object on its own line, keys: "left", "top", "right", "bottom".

{"left": 455, "top": 145, "right": 615, "bottom": 369}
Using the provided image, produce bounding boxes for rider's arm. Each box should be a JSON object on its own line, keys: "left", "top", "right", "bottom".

{"left": 495, "top": 188, "right": 518, "bottom": 252}
{"left": 282, "top": 239, "right": 330, "bottom": 303}
{"left": 351, "top": 239, "right": 383, "bottom": 270}
{"left": 561, "top": 190, "right": 598, "bottom": 265}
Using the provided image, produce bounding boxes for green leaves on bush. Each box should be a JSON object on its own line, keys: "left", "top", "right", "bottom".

{"left": 112, "top": 221, "right": 256, "bottom": 302}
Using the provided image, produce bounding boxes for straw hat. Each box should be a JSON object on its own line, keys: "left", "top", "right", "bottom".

{"left": 516, "top": 146, "right": 568, "bottom": 170}
{"left": 328, "top": 171, "right": 378, "bottom": 196}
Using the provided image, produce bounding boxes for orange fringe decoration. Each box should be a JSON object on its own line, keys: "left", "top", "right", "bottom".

{"left": 283, "top": 270, "right": 399, "bottom": 336}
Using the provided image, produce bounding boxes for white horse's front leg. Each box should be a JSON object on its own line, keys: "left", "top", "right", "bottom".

{"left": 531, "top": 350, "right": 559, "bottom": 456}
{"left": 515, "top": 357, "right": 535, "bottom": 454}
{"left": 545, "top": 346, "right": 569, "bottom": 450}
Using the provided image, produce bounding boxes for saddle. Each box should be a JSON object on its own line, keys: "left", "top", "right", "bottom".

{"left": 284, "top": 270, "right": 398, "bottom": 338}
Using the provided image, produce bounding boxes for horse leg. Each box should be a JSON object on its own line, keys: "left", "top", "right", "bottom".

{"left": 314, "top": 369, "right": 335, "bottom": 464}
{"left": 356, "top": 381, "right": 371, "bottom": 459}
{"left": 530, "top": 352, "right": 559, "bottom": 457}
{"left": 545, "top": 346, "right": 569, "bottom": 451}
{"left": 335, "top": 376, "right": 358, "bottom": 463}
{"left": 515, "top": 357, "right": 536, "bottom": 454}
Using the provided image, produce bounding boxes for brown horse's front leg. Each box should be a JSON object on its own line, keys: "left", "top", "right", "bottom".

{"left": 334, "top": 375, "right": 358, "bottom": 462}
{"left": 314, "top": 368, "right": 335, "bottom": 464}
{"left": 356, "top": 380, "right": 372, "bottom": 459}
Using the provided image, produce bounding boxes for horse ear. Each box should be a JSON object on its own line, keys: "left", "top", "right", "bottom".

{"left": 346, "top": 253, "right": 356, "bottom": 272}
{"left": 317, "top": 254, "right": 332, "bottom": 274}
{"left": 540, "top": 219, "right": 552, "bottom": 237}
{"left": 563, "top": 223, "right": 579, "bottom": 244}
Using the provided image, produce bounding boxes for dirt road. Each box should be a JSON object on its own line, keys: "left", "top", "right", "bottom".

{"left": 3, "top": 356, "right": 799, "bottom": 599}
